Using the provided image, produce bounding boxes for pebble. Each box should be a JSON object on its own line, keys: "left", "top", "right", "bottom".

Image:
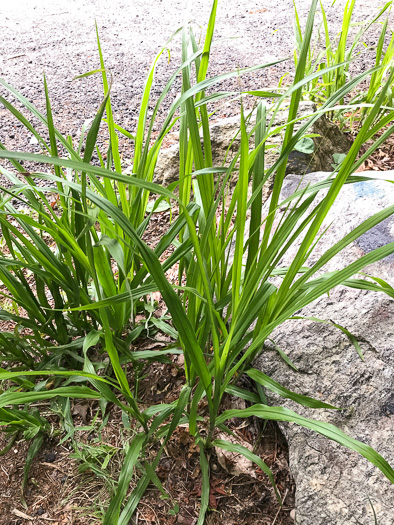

{"left": 45, "top": 452, "right": 57, "bottom": 463}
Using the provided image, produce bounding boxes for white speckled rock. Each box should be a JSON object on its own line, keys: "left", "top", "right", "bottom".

{"left": 255, "top": 171, "right": 394, "bottom": 524}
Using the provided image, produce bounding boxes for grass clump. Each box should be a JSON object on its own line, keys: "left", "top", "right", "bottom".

{"left": 293, "top": 0, "right": 394, "bottom": 129}
{"left": 1, "top": 0, "right": 394, "bottom": 522}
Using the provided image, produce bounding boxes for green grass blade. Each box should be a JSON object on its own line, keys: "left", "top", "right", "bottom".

{"left": 103, "top": 433, "right": 145, "bottom": 525}
{"left": 197, "top": 445, "right": 210, "bottom": 525}
{"left": 118, "top": 448, "right": 164, "bottom": 525}
{"left": 217, "top": 405, "right": 394, "bottom": 483}
{"left": 246, "top": 102, "right": 265, "bottom": 275}
{"left": 21, "top": 433, "right": 44, "bottom": 508}
{"left": 245, "top": 368, "right": 339, "bottom": 409}
{"left": 0, "top": 387, "right": 100, "bottom": 407}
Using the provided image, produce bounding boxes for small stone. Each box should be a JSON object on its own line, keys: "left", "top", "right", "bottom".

{"left": 215, "top": 432, "right": 256, "bottom": 478}
{"left": 290, "top": 509, "right": 296, "bottom": 521}
{"left": 29, "top": 135, "right": 38, "bottom": 145}
{"left": 45, "top": 452, "right": 56, "bottom": 463}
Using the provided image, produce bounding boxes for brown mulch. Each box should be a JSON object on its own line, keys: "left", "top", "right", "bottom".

{"left": 358, "top": 132, "right": 394, "bottom": 173}
{"left": 0, "top": 352, "right": 295, "bottom": 525}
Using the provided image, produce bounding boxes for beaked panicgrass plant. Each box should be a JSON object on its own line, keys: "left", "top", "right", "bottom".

{"left": 1, "top": 0, "right": 394, "bottom": 522}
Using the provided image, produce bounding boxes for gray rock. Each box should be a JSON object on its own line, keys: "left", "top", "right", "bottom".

{"left": 154, "top": 143, "right": 180, "bottom": 187}
{"left": 153, "top": 103, "right": 352, "bottom": 186}
{"left": 254, "top": 171, "right": 394, "bottom": 524}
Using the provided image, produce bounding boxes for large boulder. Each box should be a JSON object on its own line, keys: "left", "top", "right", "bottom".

{"left": 153, "top": 102, "right": 352, "bottom": 186}
{"left": 255, "top": 171, "right": 394, "bottom": 524}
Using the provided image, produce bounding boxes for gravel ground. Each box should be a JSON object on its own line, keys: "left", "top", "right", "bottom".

{"left": 0, "top": 0, "right": 392, "bottom": 152}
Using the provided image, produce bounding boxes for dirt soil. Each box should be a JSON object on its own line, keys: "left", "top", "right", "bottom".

{"left": 1, "top": 1, "right": 394, "bottom": 524}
